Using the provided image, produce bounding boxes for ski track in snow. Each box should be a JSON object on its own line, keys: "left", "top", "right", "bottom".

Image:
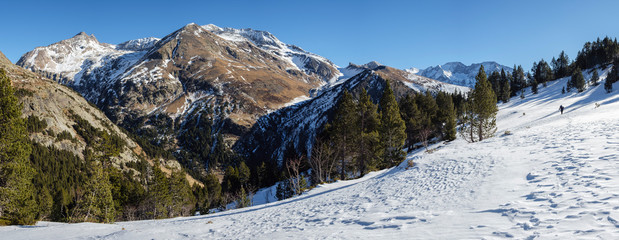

{"left": 1, "top": 75, "right": 618, "bottom": 239}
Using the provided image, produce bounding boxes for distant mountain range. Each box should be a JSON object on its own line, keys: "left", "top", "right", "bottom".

{"left": 410, "top": 62, "right": 513, "bottom": 88}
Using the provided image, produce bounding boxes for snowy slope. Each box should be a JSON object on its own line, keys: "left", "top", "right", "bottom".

{"left": 3, "top": 75, "right": 618, "bottom": 238}
{"left": 203, "top": 24, "right": 342, "bottom": 84}
{"left": 16, "top": 33, "right": 155, "bottom": 86}
{"left": 414, "top": 61, "right": 513, "bottom": 88}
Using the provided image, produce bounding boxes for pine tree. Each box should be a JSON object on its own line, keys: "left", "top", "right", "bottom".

{"left": 148, "top": 164, "right": 171, "bottom": 219}
{"left": 378, "top": 81, "right": 406, "bottom": 167}
{"left": 238, "top": 161, "right": 250, "bottom": 188}
{"left": 398, "top": 94, "right": 421, "bottom": 150}
{"left": 443, "top": 109, "right": 457, "bottom": 141}
{"left": 488, "top": 71, "right": 501, "bottom": 100}
{"left": 532, "top": 59, "right": 553, "bottom": 87}
{"left": 552, "top": 51, "right": 570, "bottom": 78}
{"left": 531, "top": 78, "right": 539, "bottom": 94}
{"left": 605, "top": 59, "right": 618, "bottom": 93}
{"left": 73, "top": 163, "right": 115, "bottom": 223}
{"left": 572, "top": 68, "right": 586, "bottom": 92}
{"left": 590, "top": 69, "right": 599, "bottom": 86}
{"left": 168, "top": 170, "right": 194, "bottom": 217}
{"left": 210, "top": 133, "right": 233, "bottom": 167}
{"left": 36, "top": 187, "right": 53, "bottom": 220}
{"left": 204, "top": 173, "right": 222, "bottom": 209}
{"left": 436, "top": 92, "right": 457, "bottom": 141}
{"left": 541, "top": 60, "right": 554, "bottom": 86}
{"left": 460, "top": 66, "right": 498, "bottom": 142}
{"left": 500, "top": 70, "right": 511, "bottom": 102}
{"left": 237, "top": 187, "right": 251, "bottom": 208}
{"left": 511, "top": 65, "right": 526, "bottom": 96}
{"left": 415, "top": 92, "right": 438, "bottom": 150}
{"left": 0, "top": 69, "right": 37, "bottom": 225}
{"left": 330, "top": 90, "right": 358, "bottom": 180}
{"left": 355, "top": 89, "right": 380, "bottom": 175}
{"left": 222, "top": 165, "right": 240, "bottom": 194}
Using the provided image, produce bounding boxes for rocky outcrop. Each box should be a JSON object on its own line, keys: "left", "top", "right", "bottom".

{"left": 2, "top": 50, "right": 200, "bottom": 185}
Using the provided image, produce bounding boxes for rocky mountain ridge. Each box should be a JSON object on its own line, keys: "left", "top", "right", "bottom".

{"left": 203, "top": 24, "right": 341, "bottom": 84}
{"left": 17, "top": 23, "right": 340, "bottom": 133}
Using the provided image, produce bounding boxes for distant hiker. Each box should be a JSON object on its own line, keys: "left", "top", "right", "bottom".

{"left": 559, "top": 105, "right": 564, "bottom": 114}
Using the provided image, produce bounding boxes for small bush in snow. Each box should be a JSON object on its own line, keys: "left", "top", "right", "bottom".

{"left": 406, "top": 159, "right": 414, "bottom": 169}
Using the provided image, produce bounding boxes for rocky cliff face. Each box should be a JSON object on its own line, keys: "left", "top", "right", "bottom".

{"left": 2, "top": 51, "right": 199, "bottom": 185}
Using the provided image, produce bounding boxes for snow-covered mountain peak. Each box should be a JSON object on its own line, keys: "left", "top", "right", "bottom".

{"left": 440, "top": 61, "right": 466, "bottom": 70}
{"left": 15, "top": 31, "right": 123, "bottom": 84}
{"left": 362, "top": 61, "right": 382, "bottom": 69}
{"left": 184, "top": 22, "right": 199, "bottom": 28}
{"left": 116, "top": 37, "right": 160, "bottom": 51}
{"left": 414, "top": 61, "right": 512, "bottom": 88}
{"left": 203, "top": 24, "right": 341, "bottom": 84}
{"left": 203, "top": 24, "right": 284, "bottom": 49}
{"left": 63, "top": 31, "right": 101, "bottom": 47}
{"left": 73, "top": 31, "right": 92, "bottom": 38}
{"left": 202, "top": 24, "right": 222, "bottom": 32}
{"left": 407, "top": 67, "right": 420, "bottom": 74}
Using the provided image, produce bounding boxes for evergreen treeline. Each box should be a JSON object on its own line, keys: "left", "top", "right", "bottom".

{"left": 573, "top": 37, "right": 619, "bottom": 70}
{"left": 484, "top": 36, "right": 618, "bottom": 99}
{"left": 605, "top": 58, "right": 618, "bottom": 93}
{"left": 0, "top": 69, "right": 37, "bottom": 225}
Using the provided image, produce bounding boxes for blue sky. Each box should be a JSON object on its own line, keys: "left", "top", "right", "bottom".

{"left": 2, "top": 0, "right": 619, "bottom": 70}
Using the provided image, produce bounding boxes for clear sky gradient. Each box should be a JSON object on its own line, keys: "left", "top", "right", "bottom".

{"left": 2, "top": 0, "right": 619, "bottom": 70}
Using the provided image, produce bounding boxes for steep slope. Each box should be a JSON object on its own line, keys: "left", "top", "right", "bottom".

{"left": 17, "top": 24, "right": 345, "bottom": 172}
{"left": 1, "top": 50, "right": 197, "bottom": 184}
{"left": 4, "top": 64, "right": 617, "bottom": 240}
{"left": 17, "top": 32, "right": 154, "bottom": 86}
{"left": 203, "top": 24, "right": 341, "bottom": 84}
{"left": 17, "top": 23, "right": 339, "bottom": 130}
{"left": 235, "top": 62, "right": 469, "bottom": 166}
{"left": 414, "top": 61, "right": 513, "bottom": 88}
{"left": 97, "top": 23, "right": 327, "bottom": 125}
